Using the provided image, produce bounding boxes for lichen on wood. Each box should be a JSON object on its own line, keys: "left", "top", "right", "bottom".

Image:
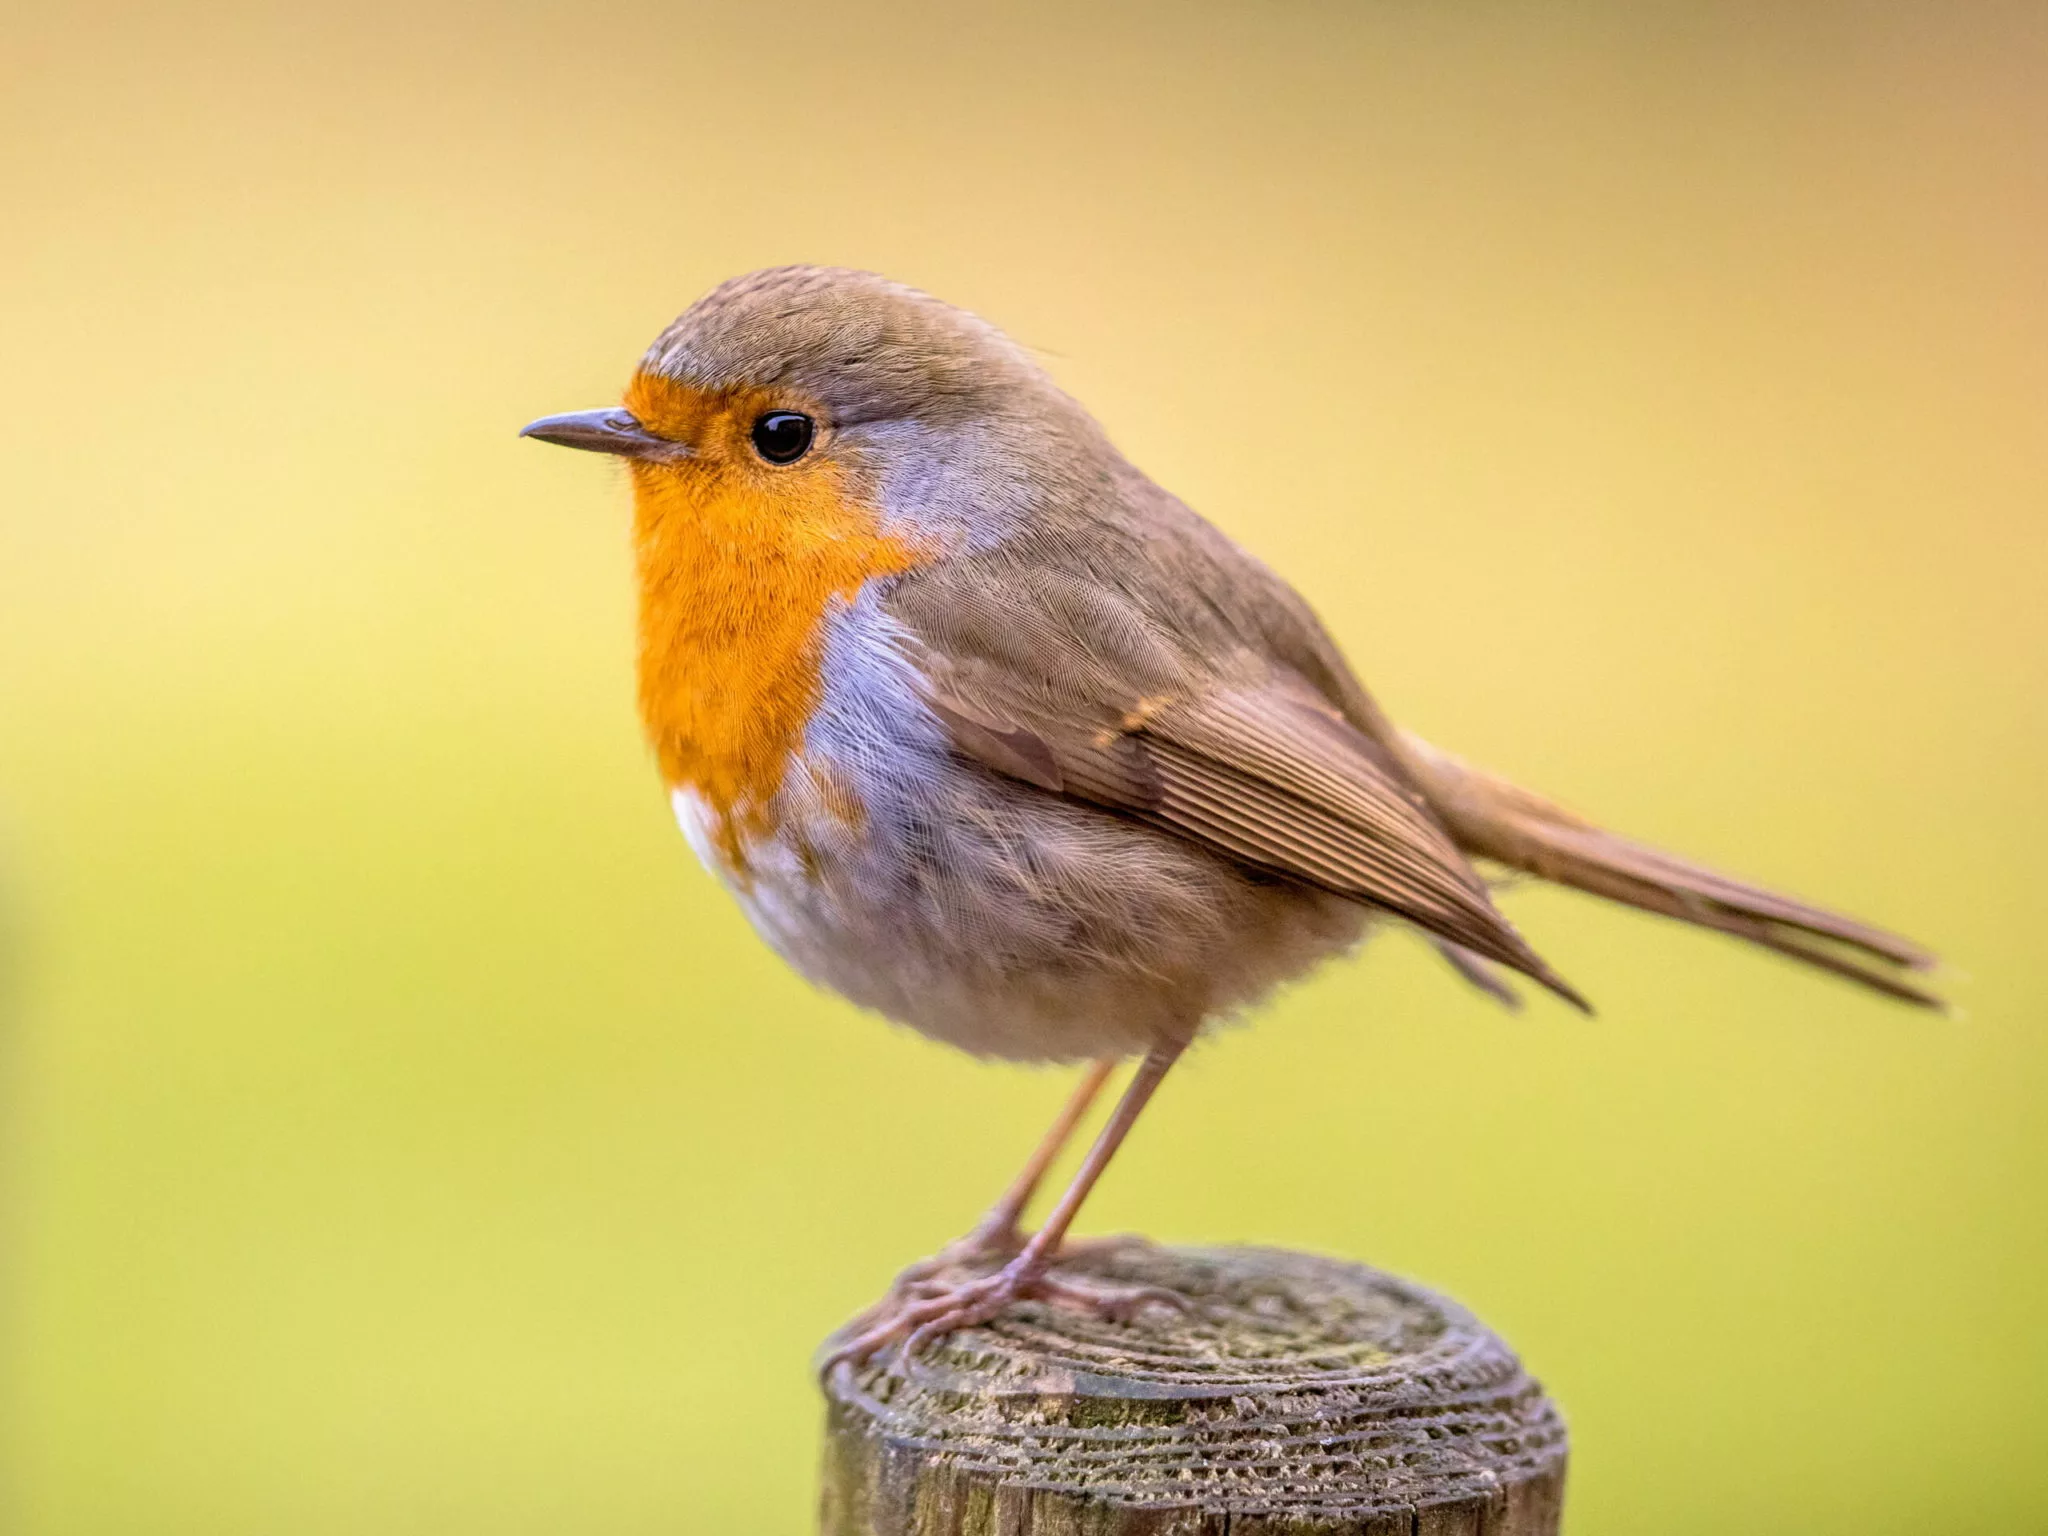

{"left": 819, "top": 1245, "right": 1566, "bottom": 1535}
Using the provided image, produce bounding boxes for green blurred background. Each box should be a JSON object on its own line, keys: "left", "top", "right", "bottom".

{"left": 3, "top": 3, "right": 2043, "bottom": 1531}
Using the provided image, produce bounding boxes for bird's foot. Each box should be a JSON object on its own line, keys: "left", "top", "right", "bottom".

{"left": 825, "top": 1248, "right": 1189, "bottom": 1374}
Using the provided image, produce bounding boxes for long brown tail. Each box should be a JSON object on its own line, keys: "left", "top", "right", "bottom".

{"left": 1401, "top": 733, "right": 1942, "bottom": 1009}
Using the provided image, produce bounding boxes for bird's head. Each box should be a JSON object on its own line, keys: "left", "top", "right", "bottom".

{"left": 521, "top": 266, "right": 1097, "bottom": 551}
{"left": 522, "top": 268, "right": 1113, "bottom": 840}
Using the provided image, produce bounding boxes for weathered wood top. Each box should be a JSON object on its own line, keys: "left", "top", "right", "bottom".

{"left": 819, "top": 1244, "right": 1566, "bottom": 1535}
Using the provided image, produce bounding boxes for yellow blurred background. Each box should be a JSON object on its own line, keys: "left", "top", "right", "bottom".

{"left": 3, "top": 3, "right": 2043, "bottom": 1531}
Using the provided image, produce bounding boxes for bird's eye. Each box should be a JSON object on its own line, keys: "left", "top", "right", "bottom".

{"left": 750, "top": 411, "right": 815, "bottom": 465}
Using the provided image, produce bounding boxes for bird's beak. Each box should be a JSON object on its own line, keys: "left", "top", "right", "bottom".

{"left": 518, "top": 408, "right": 687, "bottom": 460}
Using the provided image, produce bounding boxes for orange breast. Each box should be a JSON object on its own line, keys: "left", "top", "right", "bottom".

{"left": 624, "top": 373, "right": 924, "bottom": 868}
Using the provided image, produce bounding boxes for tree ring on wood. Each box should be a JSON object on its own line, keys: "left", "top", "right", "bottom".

{"left": 819, "top": 1243, "right": 1567, "bottom": 1534}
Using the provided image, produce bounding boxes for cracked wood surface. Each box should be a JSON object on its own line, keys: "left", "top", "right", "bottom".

{"left": 818, "top": 1245, "right": 1566, "bottom": 1535}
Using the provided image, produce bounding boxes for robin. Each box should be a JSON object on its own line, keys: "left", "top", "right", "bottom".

{"left": 521, "top": 266, "right": 1938, "bottom": 1364}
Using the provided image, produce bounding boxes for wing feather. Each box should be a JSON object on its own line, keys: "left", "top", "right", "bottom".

{"left": 905, "top": 643, "right": 1587, "bottom": 1008}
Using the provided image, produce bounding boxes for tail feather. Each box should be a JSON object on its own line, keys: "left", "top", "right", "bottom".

{"left": 1402, "top": 733, "right": 1942, "bottom": 1010}
{"left": 1432, "top": 938, "right": 1526, "bottom": 1011}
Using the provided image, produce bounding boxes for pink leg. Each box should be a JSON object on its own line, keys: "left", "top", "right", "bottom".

{"left": 832, "top": 1039, "right": 1192, "bottom": 1369}
{"left": 889, "top": 1058, "right": 1117, "bottom": 1295}
{"left": 965, "top": 1057, "right": 1119, "bottom": 1245}
{"left": 1006, "top": 1043, "right": 1180, "bottom": 1267}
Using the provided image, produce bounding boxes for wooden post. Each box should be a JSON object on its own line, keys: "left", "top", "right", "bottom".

{"left": 819, "top": 1245, "right": 1567, "bottom": 1535}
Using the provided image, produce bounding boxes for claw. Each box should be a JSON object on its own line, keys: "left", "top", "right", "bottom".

{"left": 899, "top": 1315, "right": 956, "bottom": 1368}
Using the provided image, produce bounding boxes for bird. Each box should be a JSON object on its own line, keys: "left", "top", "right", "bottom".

{"left": 519, "top": 265, "right": 1938, "bottom": 1364}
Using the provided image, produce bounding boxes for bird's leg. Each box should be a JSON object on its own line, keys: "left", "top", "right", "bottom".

{"left": 889, "top": 1058, "right": 1117, "bottom": 1297}
{"left": 830, "top": 1039, "right": 1192, "bottom": 1371}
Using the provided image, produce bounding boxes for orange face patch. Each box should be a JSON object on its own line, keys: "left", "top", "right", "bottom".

{"left": 623, "top": 371, "right": 925, "bottom": 869}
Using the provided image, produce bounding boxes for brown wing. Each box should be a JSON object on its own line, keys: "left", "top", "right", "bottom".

{"left": 887, "top": 475, "right": 1937, "bottom": 1012}
{"left": 899, "top": 568, "right": 1588, "bottom": 1011}
{"left": 1148, "top": 514, "right": 1943, "bottom": 1009}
